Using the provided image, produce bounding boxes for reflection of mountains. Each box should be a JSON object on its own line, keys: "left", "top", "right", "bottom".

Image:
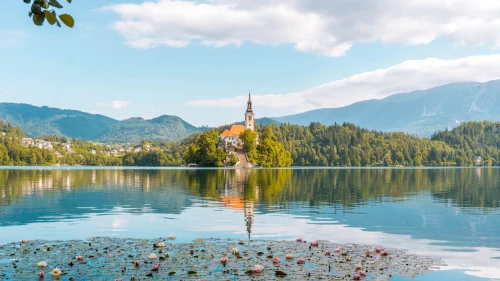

{"left": 1, "top": 168, "right": 499, "bottom": 247}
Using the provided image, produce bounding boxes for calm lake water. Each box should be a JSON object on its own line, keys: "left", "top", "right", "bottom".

{"left": 0, "top": 167, "right": 499, "bottom": 280}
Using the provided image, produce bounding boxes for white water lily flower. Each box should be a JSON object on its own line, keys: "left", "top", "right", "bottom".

{"left": 37, "top": 261, "right": 48, "bottom": 267}
{"left": 157, "top": 242, "right": 166, "bottom": 247}
{"left": 148, "top": 253, "right": 157, "bottom": 260}
{"left": 232, "top": 247, "right": 239, "bottom": 255}
{"left": 50, "top": 268, "right": 62, "bottom": 276}
{"left": 168, "top": 234, "right": 176, "bottom": 240}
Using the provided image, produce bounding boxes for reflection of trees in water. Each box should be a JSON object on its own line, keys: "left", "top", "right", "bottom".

{"left": 1, "top": 168, "right": 500, "bottom": 213}
{"left": 0, "top": 169, "right": 192, "bottom": 218}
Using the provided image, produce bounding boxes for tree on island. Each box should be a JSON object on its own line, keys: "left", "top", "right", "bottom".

{"left": 240, "top": 126, "right": 292, "bottom": 168}
{"left": 184, "top": 131, "right": 227, "bottom": 167}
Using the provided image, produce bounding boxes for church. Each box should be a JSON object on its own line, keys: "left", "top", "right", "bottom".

{"left": 218, "top": 93, "right": 255, "bottom": 149}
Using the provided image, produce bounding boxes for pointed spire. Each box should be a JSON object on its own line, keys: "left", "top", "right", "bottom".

{"left": 246, "top": 91, "right": 253, "bottom": 112}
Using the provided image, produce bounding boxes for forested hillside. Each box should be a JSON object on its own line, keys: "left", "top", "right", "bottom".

{"left": 431, "top": 121, "right": 500, "bottom": 166}
{"left": 1, "top": 119, "right": 499, "bottom": 167}
{"left": 0, "top": 103, "right": 205, "bottom": 142}
{"left": 96, "top": 115, "right": 206, "bottom": 143}
{"left": 267, "top": 122, "right": 484, "bottom": 166}
{"left": 0, "top": 103, "right": 116, "bottom": 140}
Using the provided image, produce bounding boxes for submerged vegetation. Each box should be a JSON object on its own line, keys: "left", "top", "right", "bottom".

{"left": 0, "top": 237, "right": 444, "bottom": 280}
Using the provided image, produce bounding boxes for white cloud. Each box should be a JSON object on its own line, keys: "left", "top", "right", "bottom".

{"left": 103, "top": 0, "right": 500, "bottom": 56}
{"left": 96, "top": 100, "right": 132, "bottom": 110}
{"left": 186, "top": 54, "right": 500, "bottom": 114}
{"left": 0, "top": 30, "right": 26, "bottom": 47}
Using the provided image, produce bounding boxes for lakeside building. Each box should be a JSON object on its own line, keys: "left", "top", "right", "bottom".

{"left": 218, "top": 93, "right": 256, "bottom": 149}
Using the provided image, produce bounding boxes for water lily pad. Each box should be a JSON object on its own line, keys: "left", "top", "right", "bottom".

{"left": 0, "top": 237, "right": 445, "bottom": 280}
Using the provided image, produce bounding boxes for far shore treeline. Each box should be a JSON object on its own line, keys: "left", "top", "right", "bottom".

{"left": 0, "top": 120, "right": 499, "bottom": 167}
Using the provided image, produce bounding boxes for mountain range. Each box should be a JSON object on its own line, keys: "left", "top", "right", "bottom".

{"left": 0, "top": 103, "right": 205, "bottom": 143}
{"left": 274, "top": 80, "right": 500, "bottom": 136}
{"left": 2, "top": 80, "right": 500, "bottom": 142}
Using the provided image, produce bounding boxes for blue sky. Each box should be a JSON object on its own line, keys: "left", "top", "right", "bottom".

{"left": 2, "top": 0, "right": 500, "bottom": 126}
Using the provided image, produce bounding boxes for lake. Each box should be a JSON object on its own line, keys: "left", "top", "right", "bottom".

{"left": 0, "top": 167, "right": 499, "bottom": 280}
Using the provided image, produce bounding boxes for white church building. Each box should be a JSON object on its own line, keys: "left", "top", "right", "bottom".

{"left": 218, "top": 93, "right": 255, "bottom": 149}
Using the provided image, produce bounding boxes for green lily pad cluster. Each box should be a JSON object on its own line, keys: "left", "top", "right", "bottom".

{"left": 24, "top": 0, "right": 74, "bottom": 27}
{"left": 0, "top": 237, "right": 445, "bottom": 280}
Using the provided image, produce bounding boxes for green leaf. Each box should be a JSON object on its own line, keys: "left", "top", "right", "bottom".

{"left": 58, "top": 14, "right": 74, "bottom": 28}
{"left": 49, "top": 0, "right": 63, "bottom": 9}
{"left": 51, "top": 10, "right": 61, "bottom": 27}
{"left": 33, "top": 14, "right": 45, "bottom": 26}
{"left": 43, "top": 10, "right": 56, "bottom": 25}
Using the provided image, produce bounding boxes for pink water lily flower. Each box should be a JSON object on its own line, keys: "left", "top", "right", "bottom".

{"left": 153, "top": 264, "right": 160, "bottom": 271}
{"left": 220, "top": 257, "right": 228, "bottom": 264}
{"left": 114, "top": 279, "right": 123, "bottom": 281}
{"left": 381, "top": 250, "right": 389, "bottom": 256}
{"left": 334, "top": 247, "right": 342, "bottom": 252}
{"left": 134, "top": 260, "right": 140, "bottom": 267}
{"left": 359, "top": 270, "right": 366, "bottom": 276}
{"left": 285, "top": 254, "right": 294, "bottom": 259}
{"left": 310, "top": 241, "right": 318, "bottom": 246}
{"left": 273, "top": 257, "right": 280, "bottom": 264}
{"left": 38, "top": 271, "right": 45, "bottom": 278}
{"left": 297, "top": 257, "right": 305, "bottom": 264}
{"left": 75, "top": 256, "right": 84, "bottom": 261}
{"left": 296, "top": 238, "right": 303, "bottom": 242}
{"left": 252, "top": 264, "right": 264, "bottom": 273}
{"left": 354, "top": 273, "right": 361, "bottom": 280}
{"left": 375, "top": 247, "right": 383, "bottom": 253}
{"left": 197, "top": 279, "right": 206, "bottom": 281}
{"left": 325, "top": 250, "right": 331, "bottom": 255}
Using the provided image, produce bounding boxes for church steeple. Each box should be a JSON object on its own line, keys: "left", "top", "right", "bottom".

{"left": 245, "top": 92, "right": 255, "bottom": 131}
{"left": 246, "top": 92, "right": 253, "bottom": 112}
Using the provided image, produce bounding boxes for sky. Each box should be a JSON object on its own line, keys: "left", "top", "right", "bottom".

{"left": 2, "top": 0, "right": 500, "bottom": 126}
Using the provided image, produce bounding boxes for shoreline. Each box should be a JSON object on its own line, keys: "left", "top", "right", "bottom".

{"left": 0, "top": 165, "right": 495, "bottom": 170}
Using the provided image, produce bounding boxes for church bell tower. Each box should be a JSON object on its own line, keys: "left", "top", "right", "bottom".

{"left": 245, "top": 92, "right": 255, "bottom": 131}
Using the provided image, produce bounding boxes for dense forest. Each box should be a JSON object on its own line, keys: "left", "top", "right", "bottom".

{"left": 267, "top": 121, "right": 497, "bottom": 166}
{"left": 0, "top": 120, "right": 499, "bottom": 167}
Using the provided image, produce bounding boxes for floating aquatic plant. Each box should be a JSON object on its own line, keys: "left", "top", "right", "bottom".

{"left": 252, "top": 264, "right": 264, "bottom": 273}
{"left": 50, "top": 268, "right": 61, "bottom": 276}
{"left": 0, "top": 237, "right": 445, "bottom": 280}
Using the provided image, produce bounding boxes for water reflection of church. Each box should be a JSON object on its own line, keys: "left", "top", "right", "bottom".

{"left": 220, "top": 169, "right": 258, "bottom": 239}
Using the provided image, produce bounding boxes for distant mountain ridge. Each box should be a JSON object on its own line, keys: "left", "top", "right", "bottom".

{"left": 4, "top": 79, "right": 500, "bottom": 142}
{"left": 272, "top": 80, "right": 500, "bottom": 136}
{"left": 96, "top": 115, "right": 206, "bottom": 143}
{"left": 0, "top": 103, "right": 117, "bottom": 140}
{"left": 0, "top": 103, "right": 205, "bottom": 143}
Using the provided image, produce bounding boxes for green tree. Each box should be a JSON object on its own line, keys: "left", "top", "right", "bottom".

{"left": 183, "top": 131, "right": 227, "bottom": 167}
{"left": 240, "top": 129, "right": 258, "bottom": 151}
{"left": 25, "top": 0, "right": 75, "bottom": 28}
{"left": 255, "top": 126, "right": 293, "bottom": 167}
